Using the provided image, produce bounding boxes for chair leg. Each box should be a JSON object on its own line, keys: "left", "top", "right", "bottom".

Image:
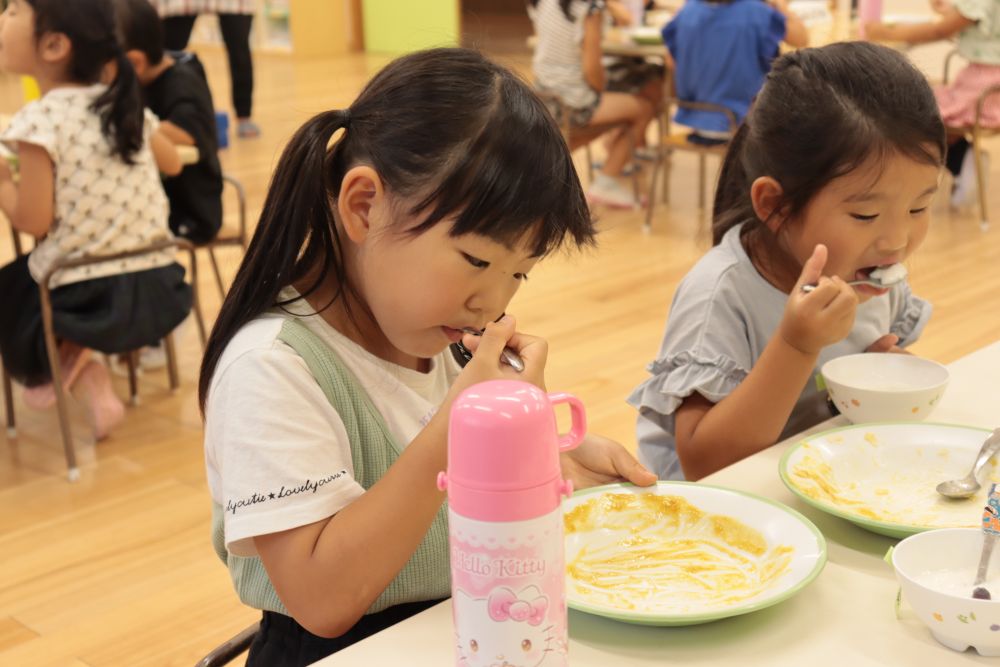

{"left": 972, "top": 136, "right": 990, "bottom": 231}
{"left": 164, "top": 334, "right": 179, "bottom": 392}
{"left": 187, "top": 248, "right": 208, "bottom": 348}
{"left": 40, "top": 288, "right": 79, "bottom": 481}
{"left": 585, "top": 144, "right": 595, "bottom": 183}
{"left": 3, "top": 366, "right": 15, "bottom": 438}
{"left": 698, "top": 153, "right": 707, "bottom": 210}
{"left": 126, "top": 351, "right": 140, "bottom": 407}
{"left": 645, "top": 153, "right": 662, "bottom": 231}
{"left": 662, "top": 150, "right": 672, "bottom": 205}
{"left": 207, "top": 246, "right": 227, "bottom": 300}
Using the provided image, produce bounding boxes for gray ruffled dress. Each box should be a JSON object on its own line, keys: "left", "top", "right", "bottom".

{"left": 627, "top": 223, "right": 931, "bottom": 480}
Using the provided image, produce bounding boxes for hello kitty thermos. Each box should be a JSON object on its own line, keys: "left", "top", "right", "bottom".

{"left": 438, "top": 379, "right": 585, "bottom": 667}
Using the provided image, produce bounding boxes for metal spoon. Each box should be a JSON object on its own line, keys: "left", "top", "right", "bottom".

{"left": 936, "top": 429, "right": 1000, "bottom": 499}
{"left": 459, "top": 328, "right": 525, "bottom": 372}
{"left": 801, "top": 275, "right": 906, "bottom": 293}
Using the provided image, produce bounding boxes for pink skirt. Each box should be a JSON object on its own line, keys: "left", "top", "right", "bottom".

{"left": 934, "top": 63, "right": 1000, "bottom": 129}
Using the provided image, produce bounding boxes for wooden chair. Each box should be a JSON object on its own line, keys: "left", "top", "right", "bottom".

{"left": 194, "top": 622, "right": 259, "bottom": 667}
{"left": 645, "top": 98, "right": 738, "bottom": 229}
{"left": 943, "top": 49, "right": 1000, "bottom": 231}
{"left": 2, "top": 238, "right": 206, "bottom": 481}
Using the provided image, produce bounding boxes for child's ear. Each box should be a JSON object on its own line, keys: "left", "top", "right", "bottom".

{"left": 337, "top": 166, "right": 385, "bottom": 244}
{"left": 750, "top": 176, "right": 786, "bottom": 232}
{"left": 125, "top": 50, "right": 148, "bottom": 78}
{"left": 38, "top": 31, "right": 72, "bottom": 67}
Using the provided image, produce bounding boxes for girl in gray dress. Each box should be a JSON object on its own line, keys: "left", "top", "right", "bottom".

{"left": 629, "top": 42, "right": 945, "bottom": 480}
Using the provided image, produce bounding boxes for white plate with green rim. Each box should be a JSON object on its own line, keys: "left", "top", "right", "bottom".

{"left": 779, "top": 422, "right": 993, "bottom": 539}
{"left": 563, "top": 481, "right": 826, "bottom": 626}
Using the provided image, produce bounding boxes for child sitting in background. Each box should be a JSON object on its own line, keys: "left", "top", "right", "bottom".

{"left": 865, "top": 0, "right": 1000, "bottom": 208}
{"left": 629, "top": 43, "right": 942, "bottom": 480}
{"left": 663, "top": 0, "right": 808, "bottom": 142}
{"left": 115, "top": 0, "right": 223, "bottom": 245}
{"left": 529, "top": 0, "right": 656, "bottom": 208}
{"left": 0, "top": 0, "right": 192, "bottom": 438}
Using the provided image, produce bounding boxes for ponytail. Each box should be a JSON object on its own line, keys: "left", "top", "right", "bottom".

{"left": 91, "top": 50, "right": 145, "bottom": 164}
{"left": 25, "top": 0, "right": 147, "bottom": 163}
{"left": 198, "top": 110, "right": 353, "bottom": 410}
{"left": 711, "top": 122, "right": 754, "bottom": 246}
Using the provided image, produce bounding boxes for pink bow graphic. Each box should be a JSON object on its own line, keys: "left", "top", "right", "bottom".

{"left": 487, "top": 587, "right": 548, "bottom": 626}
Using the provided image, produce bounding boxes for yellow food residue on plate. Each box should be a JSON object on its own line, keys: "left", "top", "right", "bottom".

{"left": 864, "top": 432, "right": 879, "bottom": 446}
{"left": 564, "top": 493, "right": 794, "bottom": 613}
{"left": 788, "top": 447, "right": 981, "bottom": 528}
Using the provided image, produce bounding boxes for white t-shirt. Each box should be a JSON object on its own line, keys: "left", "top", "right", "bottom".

{"left": 204, "top": 288, "right": 462, "bottom": 557}
{"left": 530, "top": 0, "right": 605, "bottom": 109}
{"left": 1, "top": 85, "right": 173, "bottom": 288}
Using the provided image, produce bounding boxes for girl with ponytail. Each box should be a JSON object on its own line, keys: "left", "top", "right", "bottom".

{"left": 629, "top": 42, "right": 946, "bottom": 481}
{"left": 0, "top": 0, "right": 192, "bottom": 440}
{"left": 197, "top": 47, "right": 654, "bottom": 664}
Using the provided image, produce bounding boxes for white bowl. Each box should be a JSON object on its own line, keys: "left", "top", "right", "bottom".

{"left": 892, "top": 528, "right": 1000, "bottom": 656}
{"left": 821, "top": 353, "right": 949, "bottom": 424}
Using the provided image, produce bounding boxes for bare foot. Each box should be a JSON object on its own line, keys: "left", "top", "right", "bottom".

{"left": 23, "top": 383, "right": 56, "bottom": 410}
{"left": 77, "top": 360, "right": 125, "bottom": 440}
{"left": 21, "top": 345, "right": 93, "bottom": 410}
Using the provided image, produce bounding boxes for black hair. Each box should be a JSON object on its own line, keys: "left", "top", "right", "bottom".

{"left": 113, "top": 0, "right": 165, "bottom": 67}
{"left": 26, "top": 0, "right": 145, "bottom": 163}
{"left": 198, "top": 48, "right": 594, "bottom": 410}
{"left": 712, "top": 41, "right": 945, "bottom": 281}
{"left": 527, "top": 0, "right": 576, "bottom": 21}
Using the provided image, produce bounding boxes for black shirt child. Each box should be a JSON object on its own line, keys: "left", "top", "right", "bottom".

{"left": 144, "top": 53, "right": 223, "bottom": 244}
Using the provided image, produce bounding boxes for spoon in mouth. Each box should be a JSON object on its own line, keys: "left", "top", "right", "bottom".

{"left": 801, "top": 263, "right": 908, "bottom": 293}
{"left": 459, "top": 328, "right": 525, "bottom": 372}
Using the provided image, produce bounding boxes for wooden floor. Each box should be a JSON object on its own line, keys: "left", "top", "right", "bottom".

{"left": 2, "top": 27, "right": 1000, "bottom": 667}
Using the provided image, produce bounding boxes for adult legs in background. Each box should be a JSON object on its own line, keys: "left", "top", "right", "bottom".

{"left": 162, "top": 14, "right": 197, "bottom": 51}
{"left": 218, "top": 13, "right": 258, "bottom": 137}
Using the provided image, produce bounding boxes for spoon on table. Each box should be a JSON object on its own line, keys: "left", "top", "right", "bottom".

{"left": 801, "top": 263, "right": 908, "bottom": 293}
{"left": 459, "top": 328, "right": 525, "bottom": 372}
{"left": 936, "top": 429, "right": 1000, "bottom": 499}
{"left": 973, "top": 483, "right": 1000, "bottom": 600}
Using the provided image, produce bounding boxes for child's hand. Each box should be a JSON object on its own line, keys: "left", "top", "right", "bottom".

{"left": 866, "top": 333, "right": 909, "bottom": 354}
{"left": 779, "top": 244, "right": 858, "bottom": 356}
{"left": 0, "top": 159, "right": 12, "bottom": 184}
{"left": 453, "top": 314, "right": 548, "bottom": 392}
{"left": 560, "top": 433, "right": 658, "bottom": 490}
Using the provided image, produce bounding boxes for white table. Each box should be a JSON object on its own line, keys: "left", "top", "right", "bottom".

{"left": 316, "top": 340, "right": 1000, "bottom": 666}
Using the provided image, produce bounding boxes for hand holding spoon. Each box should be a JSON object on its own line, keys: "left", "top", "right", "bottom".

{"left": 801, "top": 263, "right": 908, "bottom": 293}
{"left": 460, "top": 327, "right": 525, "bottom": 372}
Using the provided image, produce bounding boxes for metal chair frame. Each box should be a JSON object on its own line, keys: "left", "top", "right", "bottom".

{"left": 943, "top": 49, "right": 1000, "bottom": 231}
{"left": 2, "top": 237, "right": 206, "bottom": 481}
{"left": 194, "top": 622, "right": 259, "bottom": 667}
{"left": 645, "top": 98, "right": 738, "bottom": 229}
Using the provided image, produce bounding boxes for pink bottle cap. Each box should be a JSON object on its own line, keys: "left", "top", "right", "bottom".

{"left": 438, "top": 380, "right": 585, "bottom": 522}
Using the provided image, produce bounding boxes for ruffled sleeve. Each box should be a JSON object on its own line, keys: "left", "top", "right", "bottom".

{"left": 627, "top": 351, "right": 748, "bottom": 418}
{"left": 889, "top": 281, "right": 932, "bottom": 347}
{"left": 953, "top": 0, "right": 995, "bottom": 35}
{"left": 1, "top": 99, "right": 58, "bottom": 162}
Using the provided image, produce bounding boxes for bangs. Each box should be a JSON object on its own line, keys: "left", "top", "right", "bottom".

{"left": 407, "top": 77, "right": 595, "bottom": 257}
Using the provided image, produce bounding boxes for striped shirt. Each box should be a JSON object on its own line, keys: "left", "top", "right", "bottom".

{"left": 529, "top": 0, "right": 606, "bottom": 110}
{"left": 152, "top": 0, "right": 255, "bottom": 16}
